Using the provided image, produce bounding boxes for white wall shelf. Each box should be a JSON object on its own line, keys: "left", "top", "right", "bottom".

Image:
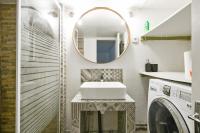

{"left": 140, "top": 72, "right": 192, "bottom": 84}
{"left": 141, "top": 2, "right": 191, "bottom": 41}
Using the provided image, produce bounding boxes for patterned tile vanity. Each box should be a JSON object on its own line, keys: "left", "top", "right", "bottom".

{"left": 195, "top": 101, "right": 200, "bottom": 132}
{"left": 71, "top": 93, "right": 135, "bottom": 133}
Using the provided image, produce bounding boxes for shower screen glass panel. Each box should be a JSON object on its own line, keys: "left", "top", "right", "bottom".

{"left": 20, "top": 1, "right": 60, "bottom": 132}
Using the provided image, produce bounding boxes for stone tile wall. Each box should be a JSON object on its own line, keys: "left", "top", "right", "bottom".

{"left": 81, "top": 69, "right": 123, "bottom": 83}
{"left": 0, "top": 4, "right": 17, "bottom": 133}
{"left": 195, "top": 101, "right": 200, "bottom": 132}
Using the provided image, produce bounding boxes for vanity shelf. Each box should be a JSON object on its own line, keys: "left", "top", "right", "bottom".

{"left": 140, "top": 72, "right": 192, "bottom": 84}
{"left": 141, "top": 2, "right": 191, "bottom": 41}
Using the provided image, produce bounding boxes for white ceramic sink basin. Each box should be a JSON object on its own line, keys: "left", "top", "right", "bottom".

{"left": 80, "top": 82, "right": 126, "bottom": 100}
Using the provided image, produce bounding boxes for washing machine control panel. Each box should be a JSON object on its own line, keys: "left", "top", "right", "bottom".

{"left": 179, "top": 91, "right": 192, "bottom": 102}
{"left": 162, "top": 85, "right": 171, "bottom": 96}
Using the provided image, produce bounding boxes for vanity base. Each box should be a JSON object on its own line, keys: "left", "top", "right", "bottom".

{"left": 71, "top": 94, "right": 135, "bottom": 133}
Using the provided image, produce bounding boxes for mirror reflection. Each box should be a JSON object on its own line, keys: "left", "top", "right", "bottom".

{"left": 73, "top": 7, "right": 130, "bottom": 63}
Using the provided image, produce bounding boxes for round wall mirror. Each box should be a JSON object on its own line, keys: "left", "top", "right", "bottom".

{"left": 73, "top": 7, "right": 131, "bottom": 63}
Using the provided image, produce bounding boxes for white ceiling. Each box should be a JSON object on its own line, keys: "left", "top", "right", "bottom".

{"left": 76, "top": 9, "right": 127, "bottom": 37}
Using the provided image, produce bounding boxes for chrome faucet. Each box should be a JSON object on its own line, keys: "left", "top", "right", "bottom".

{"left": 100, "top": 73, "right": 104, "bottom": 82}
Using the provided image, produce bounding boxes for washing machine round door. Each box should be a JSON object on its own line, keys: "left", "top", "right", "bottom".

{"left": 148, "top": 98, "right": 190, "bottom": 133}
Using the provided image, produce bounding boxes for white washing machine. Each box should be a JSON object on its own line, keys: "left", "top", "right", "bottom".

{"left": 148, "top": 79, "right": 193, "bottom": 133}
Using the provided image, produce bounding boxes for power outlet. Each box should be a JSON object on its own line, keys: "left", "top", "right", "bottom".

{"left": 132, "top": 37, "right": 139, "bottom": 44}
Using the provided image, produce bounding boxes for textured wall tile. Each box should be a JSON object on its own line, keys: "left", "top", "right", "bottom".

{"left": 195, "top": 101, "right": 200, "bottom": 132}
{"left": 71, "top": 94, "right": 135, "bottom": 133}
{"left": 81, "top": 69, "right": 123, "bottom": 83}
{"left": 0, "top": 4, "right": 16, "bottom": 133}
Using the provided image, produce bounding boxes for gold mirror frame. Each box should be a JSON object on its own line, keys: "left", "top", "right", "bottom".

{"left": 73, "top": 7, "right": 131, "bottom": 64}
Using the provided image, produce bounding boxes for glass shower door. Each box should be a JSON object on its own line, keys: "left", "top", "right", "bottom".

{"left": 20, "top": 1, "right": 60, "bottom": 132}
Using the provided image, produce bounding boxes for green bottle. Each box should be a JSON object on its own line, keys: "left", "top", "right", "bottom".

{"left": 145, "top": 20, "right": 150, "bottom": 32}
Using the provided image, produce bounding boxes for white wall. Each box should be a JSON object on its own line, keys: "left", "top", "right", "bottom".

{"left": 84, "top": 38, "right": 97, "bottom": 62}
{"left": 63, "top": 1, "right": 191, "bottom": 130}
{"left": 192, "top": 0, "right": 200, "bottom": 114}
